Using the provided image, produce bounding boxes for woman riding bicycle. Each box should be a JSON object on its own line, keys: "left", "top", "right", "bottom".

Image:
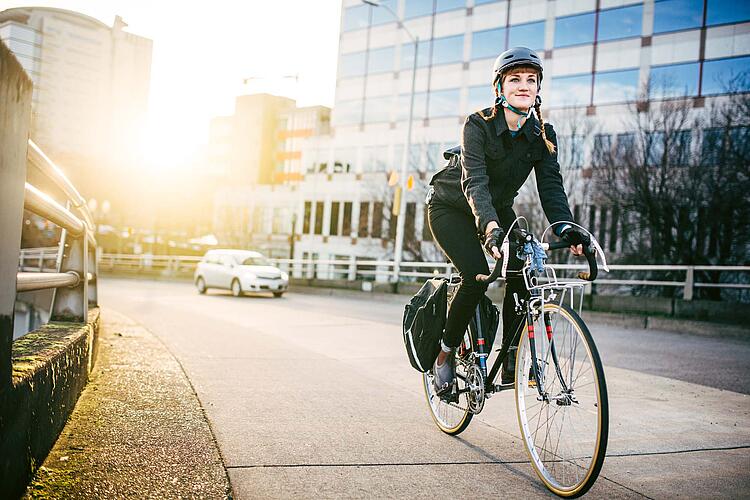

{"left": 427, "top": 47, "right": 590, "bottom": 392}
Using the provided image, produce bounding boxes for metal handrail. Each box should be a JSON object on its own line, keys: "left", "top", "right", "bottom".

{"left": 14, "top": 140, "right": 98, "bottom": 324}
{"left": 98, "top": 253, "right": 750, "bottom": 298}
{"left": 27, "top": 139, "right": 95, "bottom": 230}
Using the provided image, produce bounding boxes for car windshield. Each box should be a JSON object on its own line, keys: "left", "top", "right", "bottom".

{"left": 240, "top": 256, "right": 270, "bottom": 266}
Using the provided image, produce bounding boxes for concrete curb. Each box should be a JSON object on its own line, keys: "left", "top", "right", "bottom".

{"left": 23, "top": 309, "right": 232, "bottom": 498}
{"left": 0, "top": 308, "right": 100, "bottom": 498}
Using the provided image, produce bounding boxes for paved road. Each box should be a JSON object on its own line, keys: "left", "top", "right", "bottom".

{"left": 100, "top": 278, "right": 750, "bottom": 498}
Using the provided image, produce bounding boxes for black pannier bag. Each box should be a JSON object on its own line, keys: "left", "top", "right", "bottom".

{"left": 402, "top": 278, "right": 448, "bottom": 372}
{"left": 474, "top": 294, "right": 500, "bottom": 353}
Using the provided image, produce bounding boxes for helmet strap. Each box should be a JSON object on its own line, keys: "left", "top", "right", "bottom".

{"left": 497, "top": 94, "right": 531, "bottom": 130}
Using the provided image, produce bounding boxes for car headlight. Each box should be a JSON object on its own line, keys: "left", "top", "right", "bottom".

{"left": 281, "top": 272, "right": 289, "bottom": 281}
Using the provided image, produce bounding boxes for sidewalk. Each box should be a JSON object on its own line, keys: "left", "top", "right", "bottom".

{"left": 24, "top": 309, "right": 232, "bottom": 499}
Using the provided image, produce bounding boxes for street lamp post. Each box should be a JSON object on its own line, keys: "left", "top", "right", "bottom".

{"left": 362, "top": 0, "right": 418, "bottom": 285}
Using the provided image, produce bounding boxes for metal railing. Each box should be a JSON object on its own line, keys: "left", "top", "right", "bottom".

{"left": 15, "top": 139, "right": 98, "bottom": 322}
{"left": 96, "top": 253, "right": 749, "bottom": 300}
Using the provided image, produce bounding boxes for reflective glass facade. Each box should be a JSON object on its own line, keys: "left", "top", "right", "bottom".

{"left": 405, "top": 0, "right": 433, "bottom": 19}
{"left": 401, "top": 40, "right": 431, "bottom": 69}
{"left": 472, "top": 28, "right": 505, "bottom": 60}
{"left": 593, "top": 69, "right": 640, "bottom": 105}
{"left": 468, "top": 85, "right": 493, "bottom": 112}
{"left": 508, "top": 21, "right": 545, "bottom": 51}
{"left": 342, "top": 4, "right": 369, "bottom": 32}
{"left": 653, "top": 0, "right": 703, "bottom": 33}
{"left": 340, "top": 51, "right": 366, "bottom": 78}
{"left": 368, "top": 46, "right": 395, "bottom": 74}
{"left": 428, "top": 88, "right": 461, "bottom": 117}
{"left": 649, "top": 62, "right": 700, "bottom": 98}
{"left": 707, "top": 0, "right": 750, "bottom": 25}
{"left": 598, "top": 5, "right": 643, "bottom": 42}
{"left": 549, "top": 74, "right": 592, "bottom": 107}
{"left": 702, "top": 56, "right": 750, "bottom": 94}
{"left": 555, "top": 12, "right": 596, "bottom": 47}
{"left": 431, "top": 34, "right": 464, "bottom": 65}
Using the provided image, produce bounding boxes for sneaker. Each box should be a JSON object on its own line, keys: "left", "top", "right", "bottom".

{"left": 432, "top": 354, "right": 455, "bottom": 394}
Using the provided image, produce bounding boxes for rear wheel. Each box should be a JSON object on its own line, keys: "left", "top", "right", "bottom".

{"left": 422, "top": 330, "right": 474, "bottom": 435}
{"left": 231, "top": 279, "right": 242, "bottom": 297}
{"left": 273, "top": 292, "right": 284, "bottom": 298}
{"left": 515, "top": 303, "right": 608, "bottom": 498}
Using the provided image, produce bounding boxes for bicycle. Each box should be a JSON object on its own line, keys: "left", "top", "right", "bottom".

{"left": 422, "top": 218, "right": 610, "bottom": 498}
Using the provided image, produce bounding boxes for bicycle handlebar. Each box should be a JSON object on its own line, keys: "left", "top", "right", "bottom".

{"left": 476, "top": 230, "right": 599, "bottom": 284}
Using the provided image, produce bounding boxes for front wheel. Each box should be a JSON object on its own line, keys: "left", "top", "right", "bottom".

{"left": 231, "top": 279, "right": 243, "bottom": 297}
{"left": 515, "top": 303, "right": 608, "bottom": 498}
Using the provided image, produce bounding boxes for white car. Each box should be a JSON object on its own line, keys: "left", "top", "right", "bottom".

{"left": 194, "top": 249, "right": 289, "bottom": 298}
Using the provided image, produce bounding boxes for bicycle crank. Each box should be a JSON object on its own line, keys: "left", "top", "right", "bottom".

{"left": 466, "top": 364, "right": 486, "bottom": 414}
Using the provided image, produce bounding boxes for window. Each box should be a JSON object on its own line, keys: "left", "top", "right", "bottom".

{"left": 343, "top": 4, "right": 369, "bottom": 31}
{"left": 333, "top": 99, "right": 362, "bottom": 126}
{"left": 593, "top": 134, "right": 612, "bottom": 164}
{"left": 472, "top": 28, "right": 506, "bottom": 60}
{"left": 330, "top": 202, "right": 340, "bottom": 236}
{"left": 707, "top": 0, "right": 750, "bottom": 25}
{"left": 559, "top": 135, "right": 584, "bottom": 169}
{"left": 475, "top": 0, "right": 499, "bottom": 4}
{"left": 371, "top": 0, "right": 397, "bottom": 26}
{"left": 303, "top": 202, "right": 311, "bottom": 234}
{"left": 702, "top": 126, "right": 750, "bottom": 165}
{"left": 702, "top": 56, "right": 750, "bottom": 95}
{"left": 401, "top": 40, "right": 431, "bottom": 69}
{"left": 359, "top": 202, "right": 370, "bottom": 237}
{"left": 368, "top": 46, "right": 395, "bottom": 74}
{"left": 598, "top": 5, "right": 643, "bottom": 42}
{"left": 554, "top": 12, "right": 596, "bottom": 48}
{"left": 616, "top": 132, "right": 636, "bottom": 157}
{"left": 646, "top": 131, "right": 665, "bottom": 166}
{"left": 405, "top": 0, "right": 433, "bottom": 19}
{"left": 343, "top": 202, "right": 353, "bottom": 236}
{"left": 429, "top": 88, "right": 461, "bottom": 117}
{"left": 436, "top": 0, "right": 465, "bottom": 13}
{"left": 672, "top": 130, "right": 692, "bottom": 165}
{"left": 549, "top": 74, "right": 592, "bottom": 108}
{"left": 467, "top": 85, "right": 494, "bottom": 112}
{"left": 648, "top": 62, "right": 699, "bottom": 98}
{"left": 364, "top": 96, "right": 394, "bottom": 124}
{"left": 509, "top": 21, "right": 545, "bottom": 51}
{"left": 314, "top": 202, "right": 324, "bottom": 235}
{"left": 397, "top": 92, "right": 428, "bottom": 121}
{"left": 340, "top": 51, "right": 366, "bottom": 78}
{"left": 432, "top": 34, "right": 464, "bottom": 66}
{"left": 372, "top": 202, "right": 384, "bottom": 238}
{"left": 593, "top": 69, "right": 640, "bottom": 105}
{"left": 653, "top": 0, "right": 703, "bottom": 33}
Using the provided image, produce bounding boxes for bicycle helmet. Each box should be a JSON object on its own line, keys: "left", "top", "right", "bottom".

{"left": 492, "top": 47, "right": 543, "bottom": 89}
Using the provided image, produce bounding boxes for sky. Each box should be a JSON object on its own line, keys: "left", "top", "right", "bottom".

{"left": 0, "top": 0, "right": 343, "bottom": 167}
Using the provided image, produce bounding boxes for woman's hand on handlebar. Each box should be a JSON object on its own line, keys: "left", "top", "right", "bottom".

{"left": 483, "top": 222, "right": 504, "bottom": 260}
{"left": 559, "top": 227, "right": 590, "bottom": 256}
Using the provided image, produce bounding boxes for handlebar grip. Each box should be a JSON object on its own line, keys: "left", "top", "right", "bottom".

{"left": 476, "top": 260, "right": 504, "bottom": 283}
{"left": 578, "top": 246, "right": 598, "bottom": 281}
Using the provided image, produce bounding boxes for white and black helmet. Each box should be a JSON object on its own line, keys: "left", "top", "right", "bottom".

{"left": 492, "top": 47, "right": 543, "bottom": 88}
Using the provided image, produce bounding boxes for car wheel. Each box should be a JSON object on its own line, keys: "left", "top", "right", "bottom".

{"left": 231, "top": 279, "right": 242, "bottom": 297}
{"left": 196, "top": 277, "right": 207, "bottom": 294}
{"left": 273, "top": 292, "right": 284, "bottom": 298}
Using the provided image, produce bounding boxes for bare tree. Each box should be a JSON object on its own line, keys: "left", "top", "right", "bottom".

{"left": 592, "top": 74, "right": 750, "bottom": 299}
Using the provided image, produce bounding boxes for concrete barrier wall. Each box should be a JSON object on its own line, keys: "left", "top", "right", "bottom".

{"left": 0, "top": 309, "right": 100, "bottom": 497}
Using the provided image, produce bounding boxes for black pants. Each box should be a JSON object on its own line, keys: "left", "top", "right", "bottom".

{"left": 428, "top": 201, "right": 529, "bottom": 350}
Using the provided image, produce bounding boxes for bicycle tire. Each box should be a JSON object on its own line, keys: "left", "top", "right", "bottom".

{"left": 422, "top": 327, "right": 475, "bottom": 435}
{"left": 515, "top": 303, "right": 609, "bottom": 498}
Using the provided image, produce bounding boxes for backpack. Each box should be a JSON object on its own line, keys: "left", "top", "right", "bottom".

{"left": 402, "top": 278, "right": 448, "bottom": 372}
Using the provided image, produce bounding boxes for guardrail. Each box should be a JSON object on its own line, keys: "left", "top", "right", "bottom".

{"left": 15, "top": 140, "right": 98, "bottom": 322}
{"left": 95, "top": 253, "right": 749, "bottom": 301}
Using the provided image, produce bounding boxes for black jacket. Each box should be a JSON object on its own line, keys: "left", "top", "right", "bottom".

{"left": 429, "top": 108, "right": 573, "bottom": 233}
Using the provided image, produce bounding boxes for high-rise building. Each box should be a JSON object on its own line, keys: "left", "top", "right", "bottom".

{"left": 0, "top": 7, "right": 152, "bottom": 197}
{"left": 285, "top": 0, "right": 750, "bottom": 269}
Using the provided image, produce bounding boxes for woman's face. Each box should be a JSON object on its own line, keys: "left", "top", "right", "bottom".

{"left": 500, "top": 70, "right": 539, "bottom": 111}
